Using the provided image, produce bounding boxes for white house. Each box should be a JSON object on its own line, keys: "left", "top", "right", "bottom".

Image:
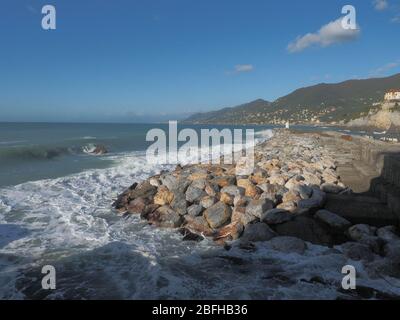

{"left": 384, "top": 89, "right": 400, "bottom": 102}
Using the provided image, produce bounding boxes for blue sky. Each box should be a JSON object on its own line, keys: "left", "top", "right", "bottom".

{"left": 0, "top": 0, "right": 399, "bottom": 122}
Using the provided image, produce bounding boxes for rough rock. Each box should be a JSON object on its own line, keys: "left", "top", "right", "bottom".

{"left": 185, "top": 185, "right": 206, "bottom": 203}
{"left": 204, "top": 202, "right": 232, "bottom": 229}
{"left": 348, "top": 224, "right": 377, "bottom": 241}
{"left": 246, "top": 199, "right": 274, "bottom": 219}
{"left": 147, "top": 206, "right": 183, "bottom": 228}
{"left": 187, "top": 204, "right": 204, "bottom": 217}
{"left": 341, "top": 242, "right": 375, "bottom": 262}
{"left": 314, "top": 209, "right": 351, "bottom": 232}
{"left": 231, "top": 207, "right": 257, "bottom": 226}
{"left": 267, "top": 236, "right": 307, "bottom": 254}
{"left": 261, "top": 209, "right": 294, "bottom": 225}
{"left": 240, "top": 223, "right": 277, "bottom": 242}
{"left": 274, "top": 216, "right": 333, "bottom": 246}
{"left": 154, "top": 186, "right": 175, "bottom": 206}
{"left": 377, "top": 226, "right": 400, "bottom": 242}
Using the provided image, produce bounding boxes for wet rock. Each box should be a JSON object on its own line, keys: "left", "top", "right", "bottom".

{"left": 261, "top": 209, "right": 293, "bottom": 225}
{"left": 267, "top": 236, "right": 307, "bottom": 254}
{"left": 348, "top": 224, "right": 377, "bottom": 241}
{"left": 179, "top": 228, "right": 204, "bottom": 242}
{"left": 184, "top": 215, "right": 213, "bottom": 236}
{"left": 246, "top": 199, "right": 274, "bottom": 219}
{"left": 240, "top": 223, "right": 277, "bottom": 242}
{"left": 341, "top": 242, "right": 375, "bottom": 262}
{"left": 154, "top": 186, "right": 175, "bottom": 206}
{"left": 377, "top": 226, "right": 400, "bottom": 242}
{"left": 314, "top": 209, "right": 351, "bottom": 232}
{"left": 383, "top": 241, "right": 400, "bottom": 264}
{"left": 185, "top": 185, "right": 206, "bottom": 203}
{"left": 147, "top": 206, "right": 183, "bottom": 228}
{"left": 127, "top": 197, "right": 147, "bottom": 214}
{"left": 204, "top": 202, "right": 232, "bottom": 229}
{"left": 213, "top": 221, "right": 244, "bottom": 241}
{"left": 274, "top": 216, "right": 333, "bottom": 246}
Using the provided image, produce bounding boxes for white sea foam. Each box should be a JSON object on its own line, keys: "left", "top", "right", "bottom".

{"left": 1, "top": 131, "right": 399, "bottom": 299}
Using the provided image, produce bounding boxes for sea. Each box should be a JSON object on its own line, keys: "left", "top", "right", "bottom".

{"left": 0, "top": 122, "right": 398, "bottom": 299}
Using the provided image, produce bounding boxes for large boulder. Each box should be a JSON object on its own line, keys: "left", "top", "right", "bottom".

{"left": 147, "top": 206, "right": 183, "bottom": 228}
{"left": 231, "top": 207, "right": 258, "bottom": 226}
{"left": 240, "top": 223, "right": 277, "bottom": 242}
{"left": 314, "top": 209, "right": 351, "bottom": 232}
{"left": 341, "top": 242, "right": 375, "bottom": 262}
{"left": 154, "top": 186, "right": 175, "bottom": 206}
{"left": 185, "top": 185, "right": 206, "bottom": 203}
{"left": 246, "top": 199, "right": 274, "bottom": 219}
{"left": 274, "top": 216, "right": 333, "bottom": 246}
{"left": 261, "top": 209, "right": 294, "bottom": 225}
{"left": 204, "top": 202, "right": 232, "bottom": 229}
{"left": 267, "top": 236, "right": 307, "bottom": 254}
{"left": 184, "top": 215, "right": 213, "bottom": 236}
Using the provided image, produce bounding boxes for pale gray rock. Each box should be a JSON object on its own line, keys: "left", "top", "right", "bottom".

{"left": 246, "top": 199, "right": 274, "bottom": 219}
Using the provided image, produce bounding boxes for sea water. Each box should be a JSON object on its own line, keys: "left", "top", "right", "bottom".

{"left": 1, "top": 123, "right": 398, "bottom": 299}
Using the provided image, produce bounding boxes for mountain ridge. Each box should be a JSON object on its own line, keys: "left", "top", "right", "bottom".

{"left": 183, "top": 73, "right": 400, "bottom": 125}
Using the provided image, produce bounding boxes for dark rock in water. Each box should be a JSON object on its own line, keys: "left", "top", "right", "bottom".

{"left": 204, "top": 202, "right": 232, "bottom": 229}
{"left": 274, "top": 216, "right": 333, "bottom": 246}
{"left": 267, "top": 236, "right": 307, "bottom": 254}
{"left": 347, "top": 224, "right": 377, "bottom": 241}
{"left": 127, "top": 197, "right": 148, "bottom": 214}
{"left": 147, "top": 206, "right": 183, "bottom": 228}
{"left": 85, "top": 144, "right": 108, "bottom": 155}
{"left": 213, "top": 221, "right": 244, "bottom": 241}
{"left": 341, "top": 242, "right": 375, "bottom": 262}
{"left": 240, "top": 223, "right": 276, "bottom": 242}
{"left": 377, "top": 226, "right": 400, "bottom": 242}
{"left": 179, "top": 228, "right": 204, "bottom": 242}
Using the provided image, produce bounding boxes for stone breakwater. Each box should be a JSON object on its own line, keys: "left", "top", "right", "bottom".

{"left": 113, "top": 130, "right": 400, "bottom": 290}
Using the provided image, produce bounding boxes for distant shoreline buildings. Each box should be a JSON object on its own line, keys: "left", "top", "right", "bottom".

{"left": 384, "top": 89, "right": 400, "bottom": 102}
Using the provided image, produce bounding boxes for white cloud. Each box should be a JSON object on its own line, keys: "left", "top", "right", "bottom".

{"left": 287, "top": 18, "right": 360, "bottom": 53}
{"left": 226, "top": 64, "right": 254, "bottom": 75}
{"left": 371, "top": 61, "right": 400, "bottom": 75}
{"left": 373, "top": 0, "right": 389, "bottom": 11}
{"left": 391, "top": 15, "right": 400, "bottom": 23}
{"left": 234, "top": 64, "right": 254, "bottom": 73}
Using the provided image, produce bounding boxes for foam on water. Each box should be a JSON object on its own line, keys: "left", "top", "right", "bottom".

{"left": 1, "top": 132, "right": 400, "bottom": 299}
